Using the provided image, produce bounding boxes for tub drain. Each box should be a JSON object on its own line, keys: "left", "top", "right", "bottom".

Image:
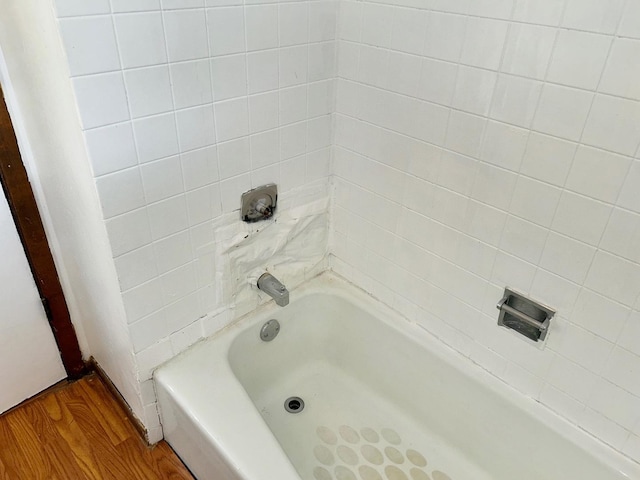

{"left": 285, "top": 396, "right": 305, "bottom": 414}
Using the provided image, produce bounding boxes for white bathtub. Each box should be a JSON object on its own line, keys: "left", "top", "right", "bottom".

{"left": 155, "top": 273, "right": 639, "bottom": 480}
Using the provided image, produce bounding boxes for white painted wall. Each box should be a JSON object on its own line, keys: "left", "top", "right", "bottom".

{"left": 0, "top": 189, "right": 65, "bottom": 413}
{"left": 0, "top": 0, "right": 143, "bottom": 422}
{"left": 332, "top": 0, "right": 640, "bottom": 463}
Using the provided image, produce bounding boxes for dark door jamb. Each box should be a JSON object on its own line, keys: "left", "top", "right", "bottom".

{"left": 0, "top": 86, "right": 85, "bottom": 378}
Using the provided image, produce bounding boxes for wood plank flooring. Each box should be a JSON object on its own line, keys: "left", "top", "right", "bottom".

{"left": 0, "top": 374, "right": 193, "bottom": 479}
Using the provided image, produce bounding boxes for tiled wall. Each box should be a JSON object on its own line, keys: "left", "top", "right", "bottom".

{"left": 54, "top": 0, "right": 336, "bottom": 440}
{"left": 332, "top": 0, "right": 640, "bottom": 461}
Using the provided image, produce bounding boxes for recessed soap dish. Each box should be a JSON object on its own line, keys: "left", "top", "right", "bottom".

{"left": 497, "top": 288, "right": 555, "bottom": 342}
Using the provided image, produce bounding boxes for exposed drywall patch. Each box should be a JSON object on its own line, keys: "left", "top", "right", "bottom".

{"left": 195, "top": 182, "right": 330, "bottom": 320}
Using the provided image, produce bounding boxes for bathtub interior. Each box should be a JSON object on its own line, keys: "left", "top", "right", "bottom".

{"left": 227, "top": 281, "right": 635, "bottom": 480}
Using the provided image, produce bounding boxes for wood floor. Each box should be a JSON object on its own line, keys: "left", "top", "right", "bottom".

{"left": 0, "top": 374, "right": 193, "bottom": 479}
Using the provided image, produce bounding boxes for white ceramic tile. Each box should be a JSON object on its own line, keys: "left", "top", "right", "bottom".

{"left": 600, "top": 39, "right": 640, "bottom": 101}
{"left": 307, "top": 116, "right": 332, "bottom": 151}
{"left": 424, "top": 12, "right": 467, "bottom": 62}
{"left": 308, "top": 80, "right": 335, "bottom": 118}
{"left": 309, "top": 42, "right": 337, "bottom": 83}
{"left": 114, "top": 244, "right": 158, "bottom": 291}
{"left": 214, "top": 98, "right": 249, "bottom": 142}
{"left": 565, "top": 146, "right": 632, "bottom": 203}
{"left": 570, "top": 288, "right": 630, "bottom": 342}
{"left": 337, "top": 40, "right": 359, "bottom": 80}
{"left": 280, "top": 155, "right": 306, "bottom": 192}
{"left": 546, "top": 30, "right": 612, "bottom": 90}
{"left": 136, "top": 339, "right": 173, "bottom": 380}
{"left": 186, "top": 184, "right": 222, "bottom": 225}
{"left": 72, "top": 73, "right": 130, "bottom": 129}
{"left": 130, "top": 310, "right": 167, "bottom": 353}
{"left": 539, "top": 233, "right": 596, "bottom": 284}
{"left": 164, "top": 9, "right": 208, "bottom": 62}
{"left": 114, "top": 12, "right": 167, "bottom": 68}
{"left": 554, "top": 323, "right": 613, "bottom": 375}
{"left": 539, "top": 385, "right": 585, "bottom": 425}
{"left": 562, "top": 0, "right": 625, "bottom": 35}
{"left": 579, "top": 408, "right": 629, "bottom": 450}
{"left": 357, "top": 45, "right": 388, "bottom": 88}
{"left": 180, "top": 146, "right": 218, "bottom": 190}
{"left": 55, "top": 0, "right": 111, "bottom": 17}
{"left": 122, "top": 277, "right": 164, "bottom": 323}
{"left": 140, "top": 156, "right": 184, "bottom": 203}
{"left": 206, "top": 7, "right": 245, "bottom": 56}
{"left": 619, "top": 1, "right": 640, "bottom": 40}
{"left": 501, "top": 23, "right": 556, "bottom": 80}
{"left": 171, "top": 59, "right": 213, "bottom": 109}
{"left": 361, "top": 3, "right": 393, "bottom": 48}
{"left": 95, "top": 167, "right": 146, "bottom": 218}
{"left": 250, "top": 130, "right": 279, "bottom": 170}
{"left": 585, "top": 251, "right": 640, "bottom": 307}
{"left": 600, "top": 208, "right": 640, "bottom": 263}
{"left": 162, "top": 0, "right": 204, "bottom": 9}
{"left": 480, "top": 120, "right": 529, "bottom": 172}
{"left": 491, "top": 251, "right": 537, "bottom": 293}
{"left": 84, "top": 123, "right": 138, "bottom": 176}
{"left": 219, "top": 173, "right": 251, "bottom": 212}
{"left": 471, "top": 163, "right": 518, "bottom": 210}
{"left": 246, "top": 5, "right": 278, "bottom": 51}
{"left": 105, "top": 208, "right": 153, "bottom": 257}
{"left": 217, "top": 137, "right": 250, "bottom": 180}
{"left": 519, "top": 132, "right": 576, "bottom": 187}
{"left": 247, "top": 50, "right": 278, "bottom": 94}
{"left": 153, "top": 230, "right": 192, "bottom": 274}
{"left": 444, "top": 111, "right": 485, "bottom": 158}
{"left": 170, "top": 319, "right": 203, "bottom": 355}
{"left": 279, "top": 2, "right": 309, "bottom": 47}
{"left": 619, "top": 161, "right": 640, "bottom": 214}
{"left": 452, "top": 66, "right": 497, "bottom": 116}
{"left": 112, "top": 0, "right": 160, "bottom": 12}
{"left": 249, "top": 92, "right": 279, "bottom": 133}
{"left": 533, "top": 84, "right": 593, "bottom": 142}
{"left": 176, "top": 105, "right": 216, "bottom": 151}
{"left": 512, "top": 0, "right": 565, "bottom": 26}
{"left": 147, "top": 195, "right": 189, "bottom": 240}
{"left": 418, "top": 58, "right": 458, "bottom": 105}
{"left": 279, "top": 46, "right": 308, "bottom": 88}
{"left": 280, "top": 122, "right": 307, "bottom": 160}
{"left": 133, "top": 113, "right": 179, "bottom": 163}
{"left": 160, "top": 263, "right": 197, "bottom": 305}
{"left": 551, "top": 191, "right": 612, "bottom": 246}
{"left": 588, "top": 377, "right": 640, "bottom": 427}
{"left": 582, "top": 95, "right": 640, "bottom": 156}
{"left": 624, "top": 435, "right": 640, "bottom": 464}
{"left": 164, "top": 291, "right": 200, "bottom": 335}
{"left": 618, "top": 311, "right": 640, "bottom": 357}
{"left": 59, "top": 17, "right": 120, "bottom": 76}
{"left": 306, "top": 148, "right": 331, "bottom": 182}
{"left": 460, "top": 17, "right": 508, "bottom": 70}
{"left": 499, "top": 215, "right": 549, "bottom": 264}
{"left": 390, "top": 7, "right": 428, "bottom": 55}
{"left": 124, "top": 66, "right": 173, "bottom": 118}
{"left": 309, "top": 1, "right": 337, "bottom": 43}
{"left": 510, "top": 176, "right": 562, "bottom": 227}
{"left": 546, "top": 355, "right": 598, "bottom": 403}
{"left": 338, "top": 1, "right": 361, "bottom": 42}
{"left": 490, "top": 75, "right": 543, "bottom": 129}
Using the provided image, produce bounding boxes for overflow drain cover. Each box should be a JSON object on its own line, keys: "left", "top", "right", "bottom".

{"left": 284, "top": 396, "right": 305, "bottom": 414}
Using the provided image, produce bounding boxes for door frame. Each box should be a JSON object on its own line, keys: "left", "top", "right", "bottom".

{"left": 0, "top": 86, "right": 85, "bottom": 378}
